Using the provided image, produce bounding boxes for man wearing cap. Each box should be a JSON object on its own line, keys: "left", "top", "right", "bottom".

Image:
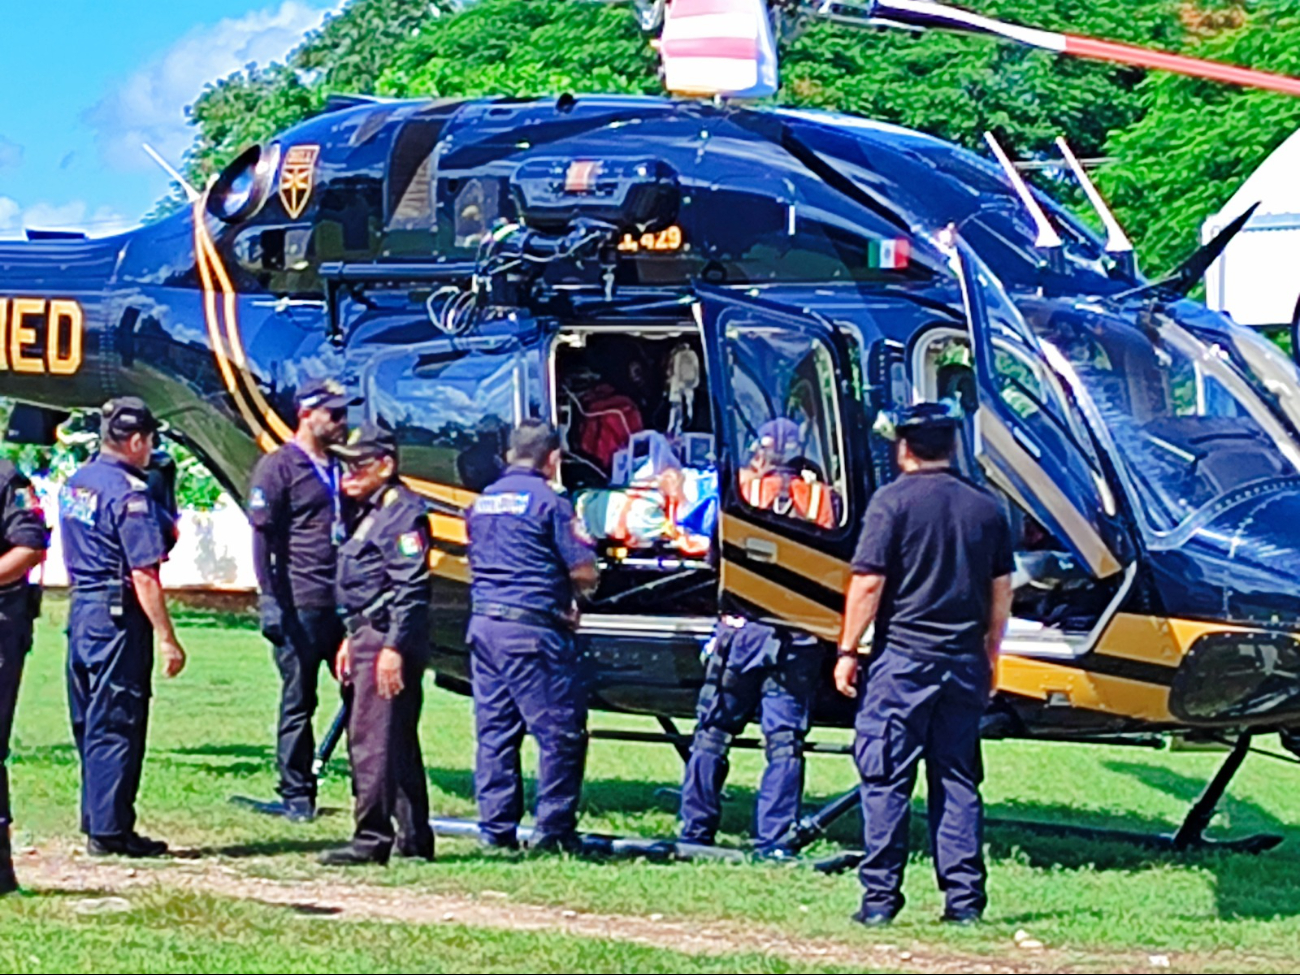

{"left": 61, "top": 398, "right": 188, "bottom": 858}
{"left": 835, "top": 401, "right": 1013, "bottom": 926}
{"left": 0, "top": 456, "right": 49, "bottom": 893}
{"left": 319, "top": 423, "right": 434, "bottom": 865}
{"left": 737, "top": 418, "right": 836, "bottom": 529}
{"left": 466, "top": 420, "right": 598, "bottom": 852}
{"left": 248, "top": 378, "right": 357, "bottom": 821}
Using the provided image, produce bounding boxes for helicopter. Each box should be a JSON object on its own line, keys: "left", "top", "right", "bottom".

{"left": 4, "top": 0, "right": 1300, "bottom": 859}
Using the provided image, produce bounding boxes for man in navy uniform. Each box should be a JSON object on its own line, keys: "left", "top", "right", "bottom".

{"left": 677, "top": 616, "right": 819, "bottom": 859}
{"left": 835, "top": 402, "right": 1013, "bottom": 926}
{"left": 321, "top": 422, "right": 435, "bottom": 865}
{"left": 466, "top": 420, "right": 598, "bottom": 852}
{"left": 61, "top": 398, "right": 188, "bottom": 858}
{"left": 0, "top": 459, "right": 49, "bottom": 893}
{"left": 248, "top": 378, "right": 356, "bottom": 820}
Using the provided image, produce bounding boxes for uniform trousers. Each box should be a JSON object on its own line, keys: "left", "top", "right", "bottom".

{"left": 0, "top": 593, "right": 34, "bottom": 832}
{"left": 854, "top": 646, "right": 989, "bottom": 918}
{"left": 272, "top": 606, "right": 344, "bottom": 804}
{"left": 67, "top": 591, "right": 153, "bottom": 838}
{"left": 345, "top": 623, "right": 432, "bottom": 860}
{"left": 467, "top": 616, "right": 588, "bottom": 846}
{"left": 679, "top": 644, "right": 819, "bottom": 849}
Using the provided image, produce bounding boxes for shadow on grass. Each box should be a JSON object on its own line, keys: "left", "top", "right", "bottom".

{"left": 197, "top": 838, "right": 341, "bottom": 858}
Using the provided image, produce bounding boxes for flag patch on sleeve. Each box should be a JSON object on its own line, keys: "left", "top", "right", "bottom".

{"left": 398, "top": 531, "right": 424, "bottom": 557}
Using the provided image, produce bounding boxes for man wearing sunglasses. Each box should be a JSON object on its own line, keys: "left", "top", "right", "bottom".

{"left": 248, "top": 378, "right": 359, "bottom": 821}
{"left": 320, "top": 421, "right": 434, "bottom": 865}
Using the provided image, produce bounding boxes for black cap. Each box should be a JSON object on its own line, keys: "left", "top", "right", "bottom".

{"left": 874, "top": 399, "right": 963, "bottom": 441}
{"left": 295, "top": 378, "right": 362, "bottom": 413}
{"left": 101, "top": 397, "right": 161, "bottom": 439}
{"left": 331, "top": 421, "right": 397, "bottom": 463}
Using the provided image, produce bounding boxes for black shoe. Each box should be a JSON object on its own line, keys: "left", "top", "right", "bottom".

{"left": 318, "top": 844, "right": 388, "bottom": 867}
{"left": 87, "top": 833, "right": 169, "bottom": 858}
{"left": 941, "top": 909, "right": 983, "bottom": 926}
{"left": 530, "top": 832, "right": 582, "bottom": 855}
{"left": 851, "top": 907, "right": 897, "bottom": 928}
{"left": 752, "top": 844, "right": 800, "bottom": 863}
{"left": 395, "top": 840, "right": 435, "bottom": 862}
{"left": 284, "top": 799, "right": 316, "bottom": 823}
{"left": 479, "top": 832, "right": 520, "bottom": 853}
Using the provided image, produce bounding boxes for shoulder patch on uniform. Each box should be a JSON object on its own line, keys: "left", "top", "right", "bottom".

{"left": 473, "top": 492, "right": 530, "bottom": 516}
{"left": 397, "top": 531, "right": 424, "bottom": 558}
{"left": 383, "top": 487, "right": 400, "bottom": 508}
{"left": 249, "top": 486, "right": 267, "bottom": 510}
{"left": 61, "top": 487, "right": 99, "bottom": 527}
{"left": 12, "top": 486, "right": 39, "bottom": 511}
{"left": 126, "top": 497, "right": 151, "bottom": 515}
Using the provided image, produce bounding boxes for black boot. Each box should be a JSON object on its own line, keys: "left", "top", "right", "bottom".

{"left": 0, "top": 831, "right": 17, "bottom": 896}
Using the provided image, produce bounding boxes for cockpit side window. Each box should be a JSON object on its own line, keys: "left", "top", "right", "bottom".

{"left": 726, "top": 325, "right": 847, "bottom": 529}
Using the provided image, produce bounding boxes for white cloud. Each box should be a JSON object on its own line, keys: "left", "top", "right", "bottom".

{"left": 0, "top": 195, "right": 133, "bottom": 240}
{"left": 0, "top": 137, "right": 22, "bottom": 170}
{"left": 85, "top": 1, "right": 333, "bottom": 172}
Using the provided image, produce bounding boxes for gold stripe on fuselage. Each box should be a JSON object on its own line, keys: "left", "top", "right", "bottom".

{"left": 996, "top": 653, "right": 1173, "bottom": 722}
{"left": 721, "top": 513, "right": 851, "bottom": 595}
{"left": 722, "top": 558, "right": 842, "bottom": 640}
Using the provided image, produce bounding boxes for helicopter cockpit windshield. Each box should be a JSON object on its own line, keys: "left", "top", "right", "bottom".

{"left": 1026, "top": 303, "right": 1300, "bottom": 537}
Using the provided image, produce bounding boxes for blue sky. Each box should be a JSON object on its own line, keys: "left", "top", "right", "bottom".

{"left": 0, "top": 0, "right": 338, "bottom": 238}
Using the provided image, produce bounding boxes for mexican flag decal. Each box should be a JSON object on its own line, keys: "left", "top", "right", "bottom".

{"left": 868, "top": 238, "right": 911, "bottom": 270}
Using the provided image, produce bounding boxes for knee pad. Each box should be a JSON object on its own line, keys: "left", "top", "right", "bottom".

{"left": 694, "top": 725, "right": 733, "bottom": 757}
{"left": 765, "top": 728, "right": 802, "bottom": 762}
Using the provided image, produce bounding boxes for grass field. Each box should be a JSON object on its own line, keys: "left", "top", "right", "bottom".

{"left": 5, "top": 598, "right": 1300, "bottom": 973}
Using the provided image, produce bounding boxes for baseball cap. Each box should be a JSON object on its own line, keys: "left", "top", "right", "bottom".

{"left": 295, "top": 378, "right": 362, "bottom": 413}
{"left": 101, "top": 397, "right": 162, "bottom": 439}
{"left": 873, "top": 399, "right": 964, "bottom": 441}
{"left": 331, "top": 421, "right": 397, "bottom": 463}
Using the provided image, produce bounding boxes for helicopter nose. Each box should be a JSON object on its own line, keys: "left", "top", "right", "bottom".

{"left": 1151, "top": 485, "right": 1300, "bottom": 725}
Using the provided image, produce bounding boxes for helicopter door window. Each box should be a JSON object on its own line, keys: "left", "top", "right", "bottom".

{"left": 361, "top": 336, "right": 544, "bottom": 491}
{"left": 725, "top": 326, "right": 847, "bottom": 529}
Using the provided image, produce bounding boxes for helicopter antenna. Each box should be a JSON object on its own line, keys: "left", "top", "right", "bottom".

{"left": 143, "top": 143, "right": 200, "bottom": 203}
{"left": 1055, "top": 136, "right": 1135, "bottom": 278}
{"left": 983, "top": 132, "right": 1062, "bottom": 251}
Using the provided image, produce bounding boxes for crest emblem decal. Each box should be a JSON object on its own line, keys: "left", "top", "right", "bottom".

{"left": 279, "top": 144, "right": 320, "bottom": 219}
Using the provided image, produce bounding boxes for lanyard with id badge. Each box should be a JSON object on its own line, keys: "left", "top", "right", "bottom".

{"left": 295, "top": 443, "right": 345, "bottom": 545}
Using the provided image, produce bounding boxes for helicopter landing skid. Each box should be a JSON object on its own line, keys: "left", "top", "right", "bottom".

{"left": 428, "top": 817, "right": 748, "bottom": 862}
{"left": 811, "top": 732, "right": 1282, "bottom": 874}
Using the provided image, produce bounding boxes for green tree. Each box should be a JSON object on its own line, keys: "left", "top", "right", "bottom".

{"left": 1098, "top": 2, "right": 1300, "bottom": 274}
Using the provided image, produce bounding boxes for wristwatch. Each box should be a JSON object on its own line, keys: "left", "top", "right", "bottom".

{"left": 836, "top": 647, "right": 859, "bottom": 658}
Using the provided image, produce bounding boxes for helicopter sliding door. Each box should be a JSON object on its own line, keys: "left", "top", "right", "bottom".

{"left": 699, "top": 287, "right": 859, "bottom": 641}
{"left": 957, "top": 251, "right": 1129, "bottom": 581}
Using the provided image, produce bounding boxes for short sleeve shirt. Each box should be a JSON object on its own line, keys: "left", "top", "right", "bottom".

{"left": 0, "top": 461, "right": 49, "bottom": 597}
{"left": 852, "top": 468, "right": 1013, "bottom": 657}
{"left": 60, "top": 454, "right": 167, "bottom": 588}
{"left": 466, "top": 467, "right": 596, "bottom": 618}
{"left": 248, "top": 443, "right": 341, "bottom": 608}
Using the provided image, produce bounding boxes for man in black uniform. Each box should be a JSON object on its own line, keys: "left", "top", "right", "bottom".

{"left": 248, "top": 378, "right": 357, "bottom": 820}
{"left": 465, "top": 420, "right": 598, "bottom": 852}
{"left": 0, "top": 460, "right": 49, "bottom": 894}
{"left": 61, "top": 398, "right": 188, "bottom": 858}
{"left": 321, "top": 423, "right": 434, "bottom": 865}
{"left": 835, "top": 402, "right": 1013, "bottom": 926}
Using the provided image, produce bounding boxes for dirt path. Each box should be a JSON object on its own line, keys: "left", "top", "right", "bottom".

{"left": 12, "top": 843, "right": 1229, "bottom": 974}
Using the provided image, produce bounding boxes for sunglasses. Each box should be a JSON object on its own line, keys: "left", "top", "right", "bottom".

{"left": 343, "top": 455, "right": 384, "bottom": 473}
{"left": 327, "top": 407, "right": 348, "bottom": 422}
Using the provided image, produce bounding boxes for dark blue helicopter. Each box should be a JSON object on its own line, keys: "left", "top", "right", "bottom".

{"left": 4, "top": 0, "right": 1300, "bottom": 854}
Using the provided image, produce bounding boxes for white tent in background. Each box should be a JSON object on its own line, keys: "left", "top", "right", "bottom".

{"left": 1204, "top": 128, "right": 1300, "bottom": 330}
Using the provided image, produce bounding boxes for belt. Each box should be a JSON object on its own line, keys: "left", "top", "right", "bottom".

{"left": 474, "top": 602, "right": 563, "bottom": 630}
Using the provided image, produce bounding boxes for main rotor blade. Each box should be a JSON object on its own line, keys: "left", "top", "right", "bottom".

{"left": 850, "top": 0, "right": 1300, "bottom": 98}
